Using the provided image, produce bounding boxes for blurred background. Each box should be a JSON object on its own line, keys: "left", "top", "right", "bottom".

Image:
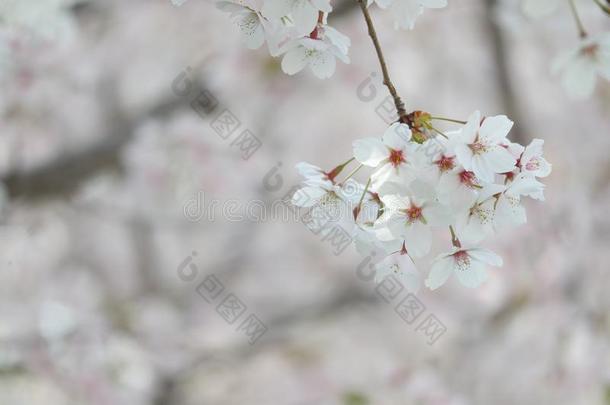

{"left": 1, "top": 0, "right": 610, "bottom": 404}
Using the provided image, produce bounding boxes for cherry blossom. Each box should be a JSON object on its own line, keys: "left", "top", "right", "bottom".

{"left": 353, "top": 122, "right": 421, "bottom": 191}
{"left": 552, "top": 33, "right": 610, "bottom": 99}
{"left": 374, "top": 249, "right": 421, "bottom": 292}
{"left": 371, "top": 0, "right": 448, "bottom": 30}
{"left": 375, "top": 181, "right": 451, "bottom": 258}
{"left": 519, "top": 138, "right": 552, "bottom": 179}
{"left": 425, "top": 247, "right": 503, "bottom": 290}
{"left": 454, "top": 183, "right": 506, "bottom": 244}
{"left": 262, "top": 0, "right": 332, "bottom": 35}
{"left": 216, "top": 0, "right": 277, "bottom": 51}
{"left": 280, "top": 25, "right": 350, "bottom": 79}
{"left": 494, "top": 173, "right": 546, "bottom": 230}
{"left": 291, "top": 162, "right": 362, "bottom": 213}
{"left": 451, "top": 111, "right": 517, "bottom": 183}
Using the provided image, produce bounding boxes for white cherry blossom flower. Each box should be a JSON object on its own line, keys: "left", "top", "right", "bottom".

{"left": 0, "top": 0, "right": 78, "bottom": 43}
{"left": 494, "top": 173, "right": 546, "bottom": 230}
{"left": 519, "top": 138, "right": 552, "bottom": 178}
{"left": 376, "top": 181, "right": 451, "bottom": 258}
{"left": 373, "top": 0, "right": 448, "bottom": 30}
{"left": 437, "top": 166, "right": 481, "bottom": 210}
{"left": 552, "top": 33, "right": 610, "bottom": 99}
{"left": 217, "top": 0, "right": 282, "bottom": 52}
{"left": 291, "top": 162, "right": 356, "bottom": 207}
{"left": 452, "top": 111, "right": 517, "bottom": 183}
{"left": 262, "top": 0, "right": 332, "bottom": 36}
{"left": 425, "top": 247, "right": 503, "bottom": 290}
{"left": 353, "top": 123, "right": 422, "bottom": 191}
{"left": 374, "top": 249, "right": 421, "bottom": 292}
{"left": 454, "top": 183, "right": 506, "bottom": 244}
{"left": 280, "top": 25, "right": 350, "bottom": 79}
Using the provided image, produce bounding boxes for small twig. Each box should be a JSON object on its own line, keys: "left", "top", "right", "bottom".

{"left": 340, "top": 164, "right": 364, "bottom": 183}
{"left": 430, "top": 116, "right": 467, "bottom": 125}
{"left": 354, "top": 177, "right": 372, "bottom": 220}
{"left": 449, "top": 225, "right": 461, "bottom": 248}
{"left": 356, "top": 0, "right": 408, "bottom": 122}
{"left": 568, "top": 0, "right": 588, "bottom": 38}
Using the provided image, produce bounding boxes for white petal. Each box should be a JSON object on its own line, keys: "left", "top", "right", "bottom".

{"left": 382, "top": 123, "right": 412, "bottom": 149}
{"left": 403, "top": 222, "right": 431, "bottom": 258}
{"left": 479, "top": 115, "right": 513, "bottom": 143}
{"left": 292, "top": 2, "right": 319, "bottom": 35}
{"left": 471, "top": 155, "right": 494, "bottom": 183}
{"left": 261, "top": 0, "right": 292, "bottom": 19}
{"left": 483, "top": 147, "right": 517, "bottom": 174}
{"left": 425, "top": 256, "right": 453, "bottom": 290}
{"left": 281, "top": 46, "right": 309, "bottom": 75}
{"left": 454, "top": 144, "right": 474, "bottom": 171}
{"left": 353, "top": 138, "right": 387, "bottom": 167}
{"left": 236, "top": 13, "right": 265, "bottom": 49}
{"left": 560, "top": 57, "right": 598, "bottom": 99}
{"left": 456, "top": 260, "right": 488, "bottom": 288}
{"left": 460, "top": 110, "right": 481, "bottom": 144}
{"left": 292, "top": 186, "right": 326, "bottom": 207}
{"left": 380, "top": 194, "right": 410, "bottom": 210}
{"left": 468, "top": 248, "right": 503, "bottom": 266}
{"left": 296, "top": 162, "right": 323, "bottom": 178}
{"left": 309, "top": 50, "right": 336, "bottom": 79}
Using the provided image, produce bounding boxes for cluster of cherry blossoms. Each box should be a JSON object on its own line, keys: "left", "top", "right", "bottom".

{"left": 292, "top": 111, "right": 551, "bottom": 290}
{"left": 215, "top": 0, "right": 447, "bottom": 78}
{"left": 0, "top": 0, "right": 81, "bottom": 80}
{"left": 522, "top": 0, "right": 610, "bottom": 99}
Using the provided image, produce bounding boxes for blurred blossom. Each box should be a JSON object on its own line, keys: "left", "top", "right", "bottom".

{"left": 0, "top": 1, "right": 608, "bottom": 404}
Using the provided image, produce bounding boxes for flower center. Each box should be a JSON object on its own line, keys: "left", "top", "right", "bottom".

{"left": 469, "top": 141, "right": 488, "bottom": 155}
{"left": 388, "top": 148, "right": 405, "bottom": 167}
{"left": 453, "top": 250, "right": 471, "bottom": 271}
{"left": 435, "top": 155, "right": 455, "bottom": 172}
{"left": 319, "top": 191, "right": 341, "bottom": 217}
{"left": 471, "top": 204, "right": 493, "bottom": 224}
{"left": 582, "top": 44, "right": 599, "bottom": 58}
{"left": 525, "top": 158, "right": 540, "bottom": 171}
{"left": 459, "top": 170, "right": 479, "bottom": 188}
{"left": 405, "top": 205, "right": 424, "bottom": 224}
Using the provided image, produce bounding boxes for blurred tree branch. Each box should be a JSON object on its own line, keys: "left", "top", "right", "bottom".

{"left": 484, "top": 0, "right": 526, "bottom": 144}
{"left": 2, "top": 81, "right": 208, "bottom": 202}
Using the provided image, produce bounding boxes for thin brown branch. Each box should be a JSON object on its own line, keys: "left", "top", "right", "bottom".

{"left": 569, "top": 0, "right": 588, "bottom": 38}
{"left": 356, "top": 0, "right": 408, "bottom": 122}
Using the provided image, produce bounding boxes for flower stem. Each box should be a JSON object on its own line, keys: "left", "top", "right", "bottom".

{"left": 568, "top": 0, "right": 588, "bottom": 38}
{"left": 356, "top": 0, "right": 408, "bottom": 122}
{"left": 449, "top": 225, "right": 461, "bottom": 248}
{"left": 430, "top": 116, "right": 467, "bottom": 125}
{"left": 429, "top": 125, "right": 449, "bottom": 139}
{"left": 341, "top": 163, "right": 364, "bottom": 183}
{"left": 354, "top": 177, "right": 372, "bottom": 220}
